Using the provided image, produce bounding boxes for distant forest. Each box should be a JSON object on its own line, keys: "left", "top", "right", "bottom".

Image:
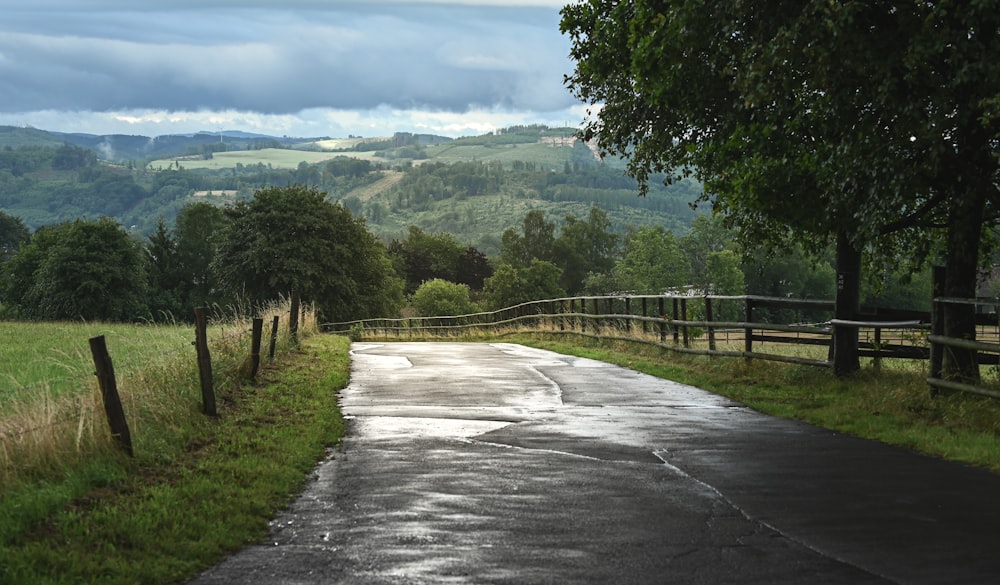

{"left": 0, "top": 139, "right": 702, "bottom": 239}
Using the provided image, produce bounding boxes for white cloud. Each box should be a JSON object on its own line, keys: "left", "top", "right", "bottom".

{"left": 0, "top": 104, "right": 589, "bottom": 139}
{"left": 0, "top": 0, "right": 583, "bottom": 136}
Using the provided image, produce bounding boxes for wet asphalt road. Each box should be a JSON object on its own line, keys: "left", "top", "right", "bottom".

{"left": 188, "top": 342, "right": 1000, "bottom": 584}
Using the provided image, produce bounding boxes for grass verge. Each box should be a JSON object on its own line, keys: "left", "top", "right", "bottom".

{"left": 0, "top": 333, "right": 350, "bottom": 585}
{"left": 505, "top": 333, "right": 1000, "bottom": 474}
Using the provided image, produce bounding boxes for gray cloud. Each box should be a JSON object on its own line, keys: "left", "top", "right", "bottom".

{"left": 0, "top": 1, "right": 577, "bottom": 117}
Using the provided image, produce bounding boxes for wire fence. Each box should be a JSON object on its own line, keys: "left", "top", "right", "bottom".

{"left": 0, "top": 295, "right": 312, "bottom": 474}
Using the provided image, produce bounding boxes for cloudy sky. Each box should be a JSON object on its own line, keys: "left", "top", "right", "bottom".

{"left": 0, "top": 0, "right": 586, "bottom": 138}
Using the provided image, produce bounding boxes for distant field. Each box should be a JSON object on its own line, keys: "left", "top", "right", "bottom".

{"left": 304, "top": 137, "right": 386, "bottom": 150}
{"left": 424, "top": 141, "right": 583, "bottom": 170}
{"left": 146, "top": 148, "right": 379, "bottom": 171}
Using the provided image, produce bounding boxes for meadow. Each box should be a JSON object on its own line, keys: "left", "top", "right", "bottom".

{"left": 145, "top": 148, "right": 369, "bottom": 171}
{"left": 0, "top": 307, "right": 350, "bottom": 584}
{"left": 0, "top": 321, "right": 193, "bottom": 405}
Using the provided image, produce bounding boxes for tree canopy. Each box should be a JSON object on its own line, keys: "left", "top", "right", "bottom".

{"left": 212, "top": 185, "right": 403, "bottom": 323}
{"left": 1, "top": 217, "right": 147, "bottom": 321}
{"left": 562, "top": 0, "right": 1000, "bottom": 378}
{"left": 412, "top": 278, "right": 477, "bottom": 317}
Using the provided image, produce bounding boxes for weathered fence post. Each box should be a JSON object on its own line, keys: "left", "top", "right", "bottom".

{"left": 592, "top": 297, "right": 601, "bottom": 334}
{"left": 929, "top": 266, "right": 946, "bottom": 395}
{"left": 641, "top": 297, "right": 649, "bottom": 334}
{"left": 89, "top": 335, "right": 134, "bottom": 457}
{"left": 289, "top": 290, "right": 300, "bottom": 345}
{"left": 873, "top": 326, "right": 883, "bottom": 370}
{"left": 658, "top": 296, "right": 666, "bottom": 342}
{"left": 744, "top": 297, "right": 754, "bottom": 359}
{"left": 706, "top": 297, "right": 716, "bottom": 351}
{"left": 681, "top": 298, "right": 690, "bottom": 348}
{"left": 194, "top": 307, "right": 217, "bottom": 417}
{"left": 249, "top": 318, "right": 264, "bottom": 381}
{"left": 672, "top": 298, "right": 680, "bottom": 344}
{"left": 268, "top": 316, "right": 280, "bottom": 360}
{"left": 624, "top": 296, "right": 632, "bottom": 333}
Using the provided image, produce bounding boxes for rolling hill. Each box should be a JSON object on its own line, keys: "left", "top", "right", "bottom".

{"left": 0, "top": 125, "right": 704, "bottom": 253}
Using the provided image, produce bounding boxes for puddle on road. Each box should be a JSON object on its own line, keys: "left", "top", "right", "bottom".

{"left": 351, "top": 416, "right": 512, "bottom": 441}
{"left": 491, "top": 343, "right": 609, "bottom": 368}
{"left": 349, "top": 346, "right": 413, "bottom": 370}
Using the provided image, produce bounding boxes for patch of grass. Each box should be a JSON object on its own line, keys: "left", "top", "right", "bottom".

{"left": 0, "top": 321, "right": 193, "bottom": 403}
{"left": 146, "top": 148, "right": 357, "bottom": 171}
{"left": 506, "top": 334, "right": 1000, "bottom": 474}
{"left": 0, "top": 333, "right": 350, "bottom": 585}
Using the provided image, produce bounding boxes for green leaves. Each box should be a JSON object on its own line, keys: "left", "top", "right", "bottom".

{"left": 2, "top": 217, "right": 147, "bottom": 321}
{"left": 211, "top": 185, "right": 404, "bottom": 323}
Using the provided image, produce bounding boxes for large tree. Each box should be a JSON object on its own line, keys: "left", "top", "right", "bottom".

{"left": 174, "top": 201, "right": 227, "bottom": 311}
{"left": 1, "top": 218, "right": 147, "bottom": 321}
{"left": 553, "top": 206, "right": 619, "bottom": 294}
{"left": 212, "top": 185, "right": 403, "bottom": 323}
{"left": 562, "top": 1, "right": 999, "bottom": 379}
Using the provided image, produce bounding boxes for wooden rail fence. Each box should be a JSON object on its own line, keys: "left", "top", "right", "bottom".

{"left": 328, "top": 293, "right": 1000, "bottom": 400}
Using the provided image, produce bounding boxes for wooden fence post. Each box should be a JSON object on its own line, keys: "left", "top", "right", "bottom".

{"left": 250, "top": 318, "right": 264, "bottom": 381}
{"left": 681, "top": 298, "right": 690, "bottom": 348}
{"left": 592, "top": 297, "right": 601, "bottom": 334}
{"left": 289, "top": 290, "right": 300, "bottom": 344}
{"left": 744, "top": 297, "right": 754, "bottom": 359}
{"left": 706, "top": 297, "right": 716, "bottom": 351}
{"left": 194, "top": 307, "right": 217, "bottom": 417}
{"left": 672, "top": 298, "right": 680, "bottom": 344}
{"left": 929, "top": 266, "right": 946, "bottom": 395}
{"left": 658, "top": 296, "right": 666, "bottom": 342}
{"left": 641, "top": 297, "right": 648, "bottom": 334}
{"left": 268, "top": 316, "right": 280, "bottom": 360}
{"left": 624, "top": 297, "right": 632, "bottom": 333}
{"left": 89, "top": 335, "right": 134, "bottom": 457}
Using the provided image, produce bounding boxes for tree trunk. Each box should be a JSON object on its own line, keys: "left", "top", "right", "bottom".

{"left": 940, "top": 108, "right": 992, "bottom": 384}
{"left": 941, "top": 186, "right": 987, "bottom": 383}
{"left": 832, "top": 230, "right": 861, "bottom": 376}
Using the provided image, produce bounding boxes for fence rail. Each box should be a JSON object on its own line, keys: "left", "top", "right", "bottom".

{"left": 328, "top": 293, "right": 1000, "bottom": 399}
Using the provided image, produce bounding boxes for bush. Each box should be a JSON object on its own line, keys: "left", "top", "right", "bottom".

{"left": 412, "top": 279, "right": 476, "bottom": 317}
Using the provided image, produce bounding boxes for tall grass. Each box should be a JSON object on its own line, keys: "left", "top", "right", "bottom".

{"left": 0, "top": 308, "right": 342, "bottom": 585}
{"left": 0, "top": 299, "right": 316, "bottom": 492}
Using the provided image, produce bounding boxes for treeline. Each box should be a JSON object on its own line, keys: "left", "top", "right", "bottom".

{"left": 382, "top": 158, "right": 699, "bottom": 220}
{"left": 0, "top": 184, "right": 932, "bottom": 326}
{"left": 0, "top": 145, "right": 386, "bottom": 232}
{"left": 0, "top": 187, "right": 403, "bottom": 324}
{"left": 376, "top": 205, "right": 929, "bottom": 322}
{"left": 1, "top": 143, "right": 698, "bottom": 240}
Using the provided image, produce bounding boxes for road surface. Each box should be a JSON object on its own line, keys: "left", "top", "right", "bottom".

{"left": 188, "top": 342, "right": 1000, "bottom": 584}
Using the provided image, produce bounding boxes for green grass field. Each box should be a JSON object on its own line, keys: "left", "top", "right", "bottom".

{"left": 0, "top": 321, "right": 193, "bottom": 404}
{"left": 146, "top": 148, "right": 381, "bottom": 171}
{"left": 423, "top": 140, "right": 578, "bottom": 170}
{"left": 145, "top": 136, "right": 599, "bottom": 172}
{"left": 0, "top": 329, "right": 347, "bottom": 585}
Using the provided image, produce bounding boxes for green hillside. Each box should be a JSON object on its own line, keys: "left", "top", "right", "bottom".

{"left": 0, "top": 125, "right": 704, "bottom": 249}
{"left": 0, "top": 126, "right": 66, "bottom": 149}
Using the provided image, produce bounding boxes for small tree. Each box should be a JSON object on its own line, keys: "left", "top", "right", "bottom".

{"left": 484, "top": 260, "right": 566, "bottom": 311}
{"left": 412, "top": 279, "right": 476, "bottom": 317}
